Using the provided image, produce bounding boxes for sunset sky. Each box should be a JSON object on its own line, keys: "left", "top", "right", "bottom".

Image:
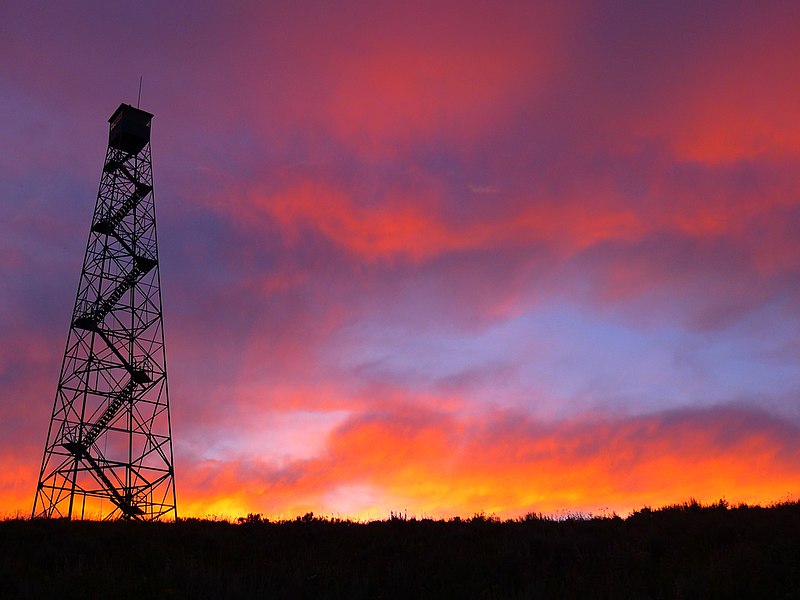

{"left": 2, "top": 1, "right": 800, "bottom": 520}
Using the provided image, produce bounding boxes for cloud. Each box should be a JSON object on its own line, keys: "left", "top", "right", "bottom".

{"left": 546, "top": 0, "right": 800, "bottom": 163}
{"left": 3, "top": 0, "right": 800, "bottom": 520}
{"left": 174, "top": 404, "right": 800, "bottom": 519}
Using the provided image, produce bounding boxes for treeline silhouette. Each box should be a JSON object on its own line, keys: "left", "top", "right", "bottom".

{"left": 2, "top": 499, "right": 799, "bottom": 599}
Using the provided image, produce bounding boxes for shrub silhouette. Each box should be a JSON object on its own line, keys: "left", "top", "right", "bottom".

{"left": 3, "top": 500, "right": 800, "bottom": 599}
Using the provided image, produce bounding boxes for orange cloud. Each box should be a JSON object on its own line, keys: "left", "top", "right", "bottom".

{"left": 245, "top": 181, "right": 649, "bottom": 264}
{"left": 245, "top": 176, "right": 799, "bottom": 273}
{"left": 173, "top": 405, "right": 800, "bottom": 520}
{"left": 0, "top": 451, "right": 38, "bottom": 519}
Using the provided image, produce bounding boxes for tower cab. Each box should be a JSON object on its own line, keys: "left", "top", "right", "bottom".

{"left": 108, "top": 103, "right": 153, "bottom": 154}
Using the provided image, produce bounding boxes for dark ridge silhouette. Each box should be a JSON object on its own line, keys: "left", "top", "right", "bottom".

{"left": 3, "top": 499, "right": 799, "bottom": 599}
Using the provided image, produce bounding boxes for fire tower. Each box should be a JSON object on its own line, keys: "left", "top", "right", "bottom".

{"left": 33, "top": 104, "right": 177, "bottom": 520}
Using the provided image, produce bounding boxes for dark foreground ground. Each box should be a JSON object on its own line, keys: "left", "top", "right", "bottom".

{"left": 2, "top": 501, "right": 799, "bottom": 599}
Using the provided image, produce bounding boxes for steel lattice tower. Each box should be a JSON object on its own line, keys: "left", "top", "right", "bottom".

{"left": 33, "top": 104, "right": 176, "bottom": 521}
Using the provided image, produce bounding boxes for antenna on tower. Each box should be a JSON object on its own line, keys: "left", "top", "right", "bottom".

{"left": 137, "top": 76, "right": 143, "bottom": 108}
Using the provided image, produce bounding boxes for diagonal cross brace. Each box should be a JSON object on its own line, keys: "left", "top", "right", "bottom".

{"left": 61, "top": 443, "right": 145, "bottom": 519}
{"left": 73, "top": 255, "right": 157, "bottom": 330}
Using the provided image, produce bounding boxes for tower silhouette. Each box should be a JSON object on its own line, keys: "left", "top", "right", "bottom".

{"left": 33, "top": 104, "right": 177, "bottom": 520}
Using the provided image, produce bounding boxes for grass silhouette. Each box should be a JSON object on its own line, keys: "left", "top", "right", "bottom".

{"left": 2, "top": 499, "right": 798, "bottom": 599}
